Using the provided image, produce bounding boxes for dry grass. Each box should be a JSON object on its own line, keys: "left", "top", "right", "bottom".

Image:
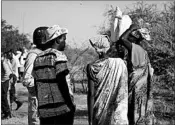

{"left": 152, "top": 77, "right": 175, "bottom": 125}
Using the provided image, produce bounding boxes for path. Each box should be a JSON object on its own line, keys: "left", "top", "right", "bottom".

{"left": 1, "top": 82, "right": 88, "bottom": 125}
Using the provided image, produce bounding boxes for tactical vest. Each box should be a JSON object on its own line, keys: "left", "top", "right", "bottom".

{"left": 33, "top": 50, "right": 70, "bottom": 118}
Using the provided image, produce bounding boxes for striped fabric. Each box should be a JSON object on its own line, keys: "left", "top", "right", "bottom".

{"left": 128, "top": 43, "right": 154, "bottom": 125}
{"left": 33, "top": 48, "right": 70, "bottom": 118}
{"left": 87, "top": 58, "right": 129, "bottom": 125}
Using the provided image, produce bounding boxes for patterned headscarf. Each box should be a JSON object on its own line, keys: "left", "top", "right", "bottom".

{"left": 136, "top": 18, "right": 151, "bottom": 41}
{"left": 89, "top": 35, "right": 110, "bottom": 54}
{"left": 138, "top": 28, "right": 151, "bottom": 41}
{"left": 131, "top": 27, "right": 151, "bottom": 41}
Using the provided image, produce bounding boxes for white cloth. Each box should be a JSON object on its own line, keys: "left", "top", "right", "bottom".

{"left": 89, "top": 58, "right": 129, "bottom": 125}
{"left": 1, "top": 59, "right": 13, "bottom": 82}
{"left": 23, "top": 48, "right": 42, "bottom": 87}
{"left": 19, "top": 54, "right": 26, "bottom": 66}
{"left": 118, "top": 15, "right": 132, "bottom": 38}
{"left": 11, "top": 58, "right": 18, "bottom": 78}
{"left": 110, "top": 6, "right": 132, "bottom": 42}
{"left": 22, "top": 48, "right": 41, "bottom": 125}
{"left": 13, "top": 53, "right": 21, "bottom": 67}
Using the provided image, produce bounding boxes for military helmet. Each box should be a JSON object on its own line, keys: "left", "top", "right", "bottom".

{"left": 33, "top": 26, "right": 48, "bottom": 46}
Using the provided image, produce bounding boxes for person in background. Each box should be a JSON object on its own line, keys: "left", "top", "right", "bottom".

{"left": 11, "top": 50, "right": 20, "bottom": 82}
{"left": 18, "top": 48, "right": 26, "bottom": 82}
{"left": 32, "top": 25, "right": 75, "bottom": 125}
{"left": 1, "top": 52, "right": 6, "bottom": 61}
{"left": 2, "top": 74, "right": 17, "bottom": 119}
{"left": 117, "top": 24, "right": 154, "bottom": 125}
{"left": 22, "top": 26, "right": 48, "bottom": 125}
{"left": 1, "top": 50, "right": 22, "bottom": 119}
{"left": 1, "top": 51, "right": 12, "bottom": 119}
{"left": 86, "top": 35, "right": 128, "bottom": 125}
{"left": 7, "top": 50, "right": 23, "bottom": 111}
{"left": 13, "top": 50, "right": 21, "bottom": 81}
{"left": 9, "top": 74, "right": 18, "bottom": 110}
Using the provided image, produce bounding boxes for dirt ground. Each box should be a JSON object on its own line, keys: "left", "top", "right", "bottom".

{"left": 1, "top": 81, "right": 175, "bottom": 125}
{"left": 1, "top": 82, "right": 88, "bottom": 125}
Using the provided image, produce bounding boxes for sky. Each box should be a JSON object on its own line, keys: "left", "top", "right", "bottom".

{"left": 2, "top": 1, "right": 167, "bottom": 48}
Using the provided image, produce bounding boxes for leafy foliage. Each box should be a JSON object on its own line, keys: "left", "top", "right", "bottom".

{"left": 64, "top": 44, "right": 97, "bottom": 93}
{"left": 97, "top": 1, "right": 175, "bottom": 78}
{"left": 1, "top": 19, "right": 31, "bottom": 53}
{"left": 97, "top": 1, "right": 175, "bottom": 123}
{"left": 126, "top": 2, "right": 175, "bottom": 87}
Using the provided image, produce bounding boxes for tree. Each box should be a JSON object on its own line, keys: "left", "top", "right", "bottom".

{"left": 98, "top": 2, "right": 175, "bottom": 123}
{"left": 64, "top": 42, "right": 96, "bottom": 93}
{"left": 126, "top": 1, "right": 175, "bottom": 76}
{"left": 96, "top": 5, "right": 116, "bottom": 36}
{"left": 1, "top": 19, "right": 30, "bottom": 53}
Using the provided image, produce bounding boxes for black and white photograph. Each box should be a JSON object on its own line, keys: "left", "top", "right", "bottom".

{"left": 1, "top": 1, "right": 175, "bottom": 125}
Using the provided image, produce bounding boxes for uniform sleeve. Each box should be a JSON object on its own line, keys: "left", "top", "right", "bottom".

{"left": 22, "top": 53, "right": 37, "bottom": 87}
{"left": 55, "top": 60, "right": 76, "bottom": 112}
{"left": 55, "top": 60, "right": 74, "bottom": 99}
{"left": 55, "top": 61, "right": 69, "bottom": 75}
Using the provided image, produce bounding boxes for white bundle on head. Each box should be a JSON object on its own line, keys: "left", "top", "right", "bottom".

{"left": 118, "top": 15, "right": 132, "bottom": 38}
{"left": 110, "top": 6, "right": 132, "bottom": 42}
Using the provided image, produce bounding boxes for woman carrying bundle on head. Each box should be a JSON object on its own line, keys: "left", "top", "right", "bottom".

{"left": 112, "top": 7, "right": 154, "bottom": 125}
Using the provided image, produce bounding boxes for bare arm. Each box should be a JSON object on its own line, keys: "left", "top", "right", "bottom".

{"left": 118, "top": 24, "right": 140, "bottom": 52}
{"left": 87, "top": 64, "right": 94, "bottom": 125}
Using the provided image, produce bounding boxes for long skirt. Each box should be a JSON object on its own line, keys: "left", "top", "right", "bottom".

{"left": 128, "top": 66, "right": 154, "bottom": 125}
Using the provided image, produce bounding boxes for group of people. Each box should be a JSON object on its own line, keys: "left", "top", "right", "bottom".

{"left": 85, "top": 10, "right": 154, "bottom": 125}
{"left": 1, "top": 49, "right": 25, "bottom": 119}
{"left": 2, "top": 7, "right": 154, "bottom": 125}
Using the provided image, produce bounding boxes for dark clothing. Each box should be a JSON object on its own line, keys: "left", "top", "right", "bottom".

{"left": 9, "top": 84, "right": 16, "bottom": 103}
{"left": 40, "top": 110, "right": 75, "bottom": 125}
{"left": 33, "top": 48, "right": 75, "bottom": 124}
{"left": 1, "top": 80, "right": 11, "bottom": 115}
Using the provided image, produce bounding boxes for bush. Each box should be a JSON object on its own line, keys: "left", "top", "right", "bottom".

{"left": 1, "top": 19, "right": 31, "bottom": 53}
{"left": 96, "top": 1, "right": 175, "bottom": 123}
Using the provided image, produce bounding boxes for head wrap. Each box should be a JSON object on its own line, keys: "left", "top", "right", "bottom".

{"left": 138, "top": 28, "right": 151, "bottom": 41}
{"left": 136, "top": 18, "right": 151, "bottom": 41}
{"left": 89, "top": 35, "right": 110, "bottom": 54}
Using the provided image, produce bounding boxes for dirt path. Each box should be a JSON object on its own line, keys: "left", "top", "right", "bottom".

{"left": 1, "top": 83, "right": 88, "bottom": 125}
{"left": 2, "top": 82, "right": 175, "bottom": 125}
